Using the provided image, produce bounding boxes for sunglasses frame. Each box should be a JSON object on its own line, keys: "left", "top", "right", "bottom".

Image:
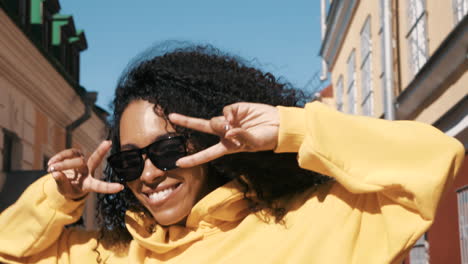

{"left": 107, "top": 134, "right": 187, "bottom": 182}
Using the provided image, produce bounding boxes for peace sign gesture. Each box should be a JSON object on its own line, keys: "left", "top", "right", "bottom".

{"left": 169, "top": 102, "right": 280, "bottom": 168}
{"left": 47, "top": 141, "right": 124, "bottom": 200}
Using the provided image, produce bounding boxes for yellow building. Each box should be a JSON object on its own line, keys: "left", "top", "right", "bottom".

{"left": 0, "top": 0, "right": 108, "bottom": 229}
{"left": 320, "top": 0, "right": 467, "bottom": 263}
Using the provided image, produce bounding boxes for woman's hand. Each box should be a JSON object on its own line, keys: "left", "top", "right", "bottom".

{"left": 169, "top": 102, "right": 279, "bottom": 168}
{"left": 47, "top": 141, "right": 124, "bottom": 200}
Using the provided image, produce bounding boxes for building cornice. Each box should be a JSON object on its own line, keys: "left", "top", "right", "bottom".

{"left": 0, "top": 9, "right": 107, "bottom": 144}
{"left": 433, "top": 96, "right": 467, "bottom": 148}
{"left": 1, "top": 4, "right": 89, "bottom": 102}
{"left": 319, "top": 0, "right": 359, "bottom": 71}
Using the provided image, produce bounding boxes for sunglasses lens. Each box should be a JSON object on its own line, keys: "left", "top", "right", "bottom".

{"left": 108, "top": 152, "right": 143, "bottom": 181}
{"left": 108, "top": 136, "right": 187, "bottom": 182}
{"left": 148, "top": 137, "right": 186, "bottom": 170}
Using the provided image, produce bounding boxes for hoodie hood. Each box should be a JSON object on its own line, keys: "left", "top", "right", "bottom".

{"left": 125, "top": 180, "right": 250, "bottom": 254}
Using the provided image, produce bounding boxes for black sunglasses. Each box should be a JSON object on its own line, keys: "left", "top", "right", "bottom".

{"left": 107, "top": 135, "right": 187, "bottom": 182}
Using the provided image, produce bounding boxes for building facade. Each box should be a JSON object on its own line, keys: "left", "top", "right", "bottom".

{"left": 0, "top": 0, "right": 108, "bottom": 229}
{"left": 320, "top": 0, "right": 467, "bottom": 263}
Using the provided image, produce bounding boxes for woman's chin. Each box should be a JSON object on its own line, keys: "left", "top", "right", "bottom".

{"left": 151, "top": 210, "right": 189, "bottom": 226}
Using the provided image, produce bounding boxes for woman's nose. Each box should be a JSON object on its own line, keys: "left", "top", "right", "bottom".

{"left": 139, "top": 158, "right": 166, "bottom": 184}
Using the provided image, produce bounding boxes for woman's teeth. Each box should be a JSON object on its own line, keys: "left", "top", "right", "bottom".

{"left": 147, "top": 186, "right": 176, "bottom": 202}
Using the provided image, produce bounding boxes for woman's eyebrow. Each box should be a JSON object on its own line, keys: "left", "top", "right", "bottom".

{"left": 120, "top": 132, "right": 178, "bottom": 151}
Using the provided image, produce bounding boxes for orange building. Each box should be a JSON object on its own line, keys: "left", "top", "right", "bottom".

{"left": 320, "top": 0, "right": 467, "bottom": 263}
{"left": 0, "top": 0, "right": 108, "bottom": 229}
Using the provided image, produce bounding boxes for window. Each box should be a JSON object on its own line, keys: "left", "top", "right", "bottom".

{"left": 2, "top": 132, "right": 13, "bottom": 172}
{"left": 379, "top": 0, "right": 387, "bottom": 113}
{"left": 335, "top": 75, "right": 344, "bottom": 111}
{"left": 360, "top": 17, "right": 373, "bottom": 116}
{"left": 458, "top": 186, "right": 468, "bottom": 264}
{"left": 409, "top": 233, "right": 429, "bottom": 264}
{"left": 407, "top": 0, "right": 428, "bottom": 75}
{"left": 453, "top": 0, "right": 468, "bottom": 24}
{"left": 42, "top": 156, "right": 50, "bottom": 170}
{"left": 2, "top": 130, "right": 22, "bottom": 172}
{"left": 347, "top": 50, "right": 357, "bottom": 114}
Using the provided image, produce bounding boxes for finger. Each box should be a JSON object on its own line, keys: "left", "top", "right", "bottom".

{"left": 48, "top": 156, "right": 87, "bottom": 174}
{"left": 83, "top": 177, "right": 124, "bottom": 194}
{"left": 209, "top": 116, "right": 230, "bottom": 136}
{"left": 168, "top": 113, "right": 217, "bottom": 135}
{"left": 51, "top": 171, "right": 68, "bottom": 190}
{"left": 87, "top": 141, "right": 112, "bottom": 174}
{"left": 176, "top": 143, "right": 228, "bottom": 168}
{"left": 223, "top": 103, "right": 247, "bottom": 127}
{"left": 51, "top": 171, "right": 66, "bottom": 181}
{"left": 223, "top": 105, "right": 235, "bottom": 124}
{"left": 48, "top": 149, "right": 84, "bottom": 166}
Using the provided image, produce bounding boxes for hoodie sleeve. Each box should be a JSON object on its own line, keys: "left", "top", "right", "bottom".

{"left": 0, "top": 174, "right": 90, "bottom": 263}
{"left": 275, "top": 102, "right": 465, "bottom": 221}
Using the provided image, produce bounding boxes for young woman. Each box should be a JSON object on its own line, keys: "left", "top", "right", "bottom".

{"left": 0, "top": 45, "right": 464, "bottom": 264}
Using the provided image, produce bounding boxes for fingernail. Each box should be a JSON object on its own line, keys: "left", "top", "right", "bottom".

{"left": 48, "top": 166, "right": 55, "bottom": 172}
{"left": 224, "top": 124, "right": 231, "bottom": 131}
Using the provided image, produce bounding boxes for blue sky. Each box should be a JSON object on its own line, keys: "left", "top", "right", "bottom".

{"left": 59, "top": 0, "right": 325, "bottom": 112}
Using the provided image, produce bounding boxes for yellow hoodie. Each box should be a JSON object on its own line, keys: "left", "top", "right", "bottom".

{"left": 0, "top": 102, "right": 464, "bottom": 264}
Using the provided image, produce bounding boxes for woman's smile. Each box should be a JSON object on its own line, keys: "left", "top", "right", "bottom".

{"left": 142, "top": 181, "right": 183, "bottom": 205}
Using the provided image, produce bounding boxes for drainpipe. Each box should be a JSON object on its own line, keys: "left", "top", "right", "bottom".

{"left": 320, "top": 0, "right": 328, "bottom": 81}
{"left": 66, "top": 92, "right": 97, "bottom": 148}
{"left": 383, "top": 0, "right": 396, "bottom": 120}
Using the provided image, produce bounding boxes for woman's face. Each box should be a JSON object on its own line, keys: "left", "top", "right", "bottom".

{"left": 119, "top": 100, "right": 209, "bottom": 226}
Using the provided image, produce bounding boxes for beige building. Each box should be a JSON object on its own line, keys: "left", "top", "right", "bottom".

{"left": 0, "top": 0, "right": 108, "bottom": 229}
{"left": 320, "top": 0, "right": 467, "bottom": 263}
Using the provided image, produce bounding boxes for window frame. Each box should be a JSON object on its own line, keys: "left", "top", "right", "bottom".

{"left": 360, "top": 16, "right": 373, "bottom": 116}
{"left": 409, "top": 233, "right": 429, "bottom": 264}
{"left": 378, "top": 0, "right": 388, "bottom": 113}
{"left": 335, "top": 75, "right": 344, "bottom": 112}
{"left": 457, "top": 185, "right": 468, "bottom": 264}
{"left": 453, "top": 0, "right": 468, "bottom": 24}
{"left": 406, "top": 0, "right": 429, "bottom": 76}
{"left": 346, "top": 50, "right": 357, "bottom": 115}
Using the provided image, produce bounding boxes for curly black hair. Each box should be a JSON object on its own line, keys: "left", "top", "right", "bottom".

{"left": 97, "top": 43, "right": 330, "bottom": 245}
